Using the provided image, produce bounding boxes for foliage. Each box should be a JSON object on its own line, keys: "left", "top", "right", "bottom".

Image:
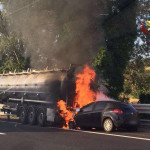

{"left": 0, "top": 33, "right": 30, "bottom": 73}
{"left": 0, "top": 11, "right": 8, "bottom": 36}
{"left": 119, "top": 0, "right": 150, "bottom": 101}
{"left": 93, "top": 47, "right": 115, "bottom": 92}
{"left": 143, "top": 57, "right": 150, "bottom": 67}
{"left": 121, "top": 57, "right": 150, "bottom": 99}
{"left": 0, "top": 9, "right": 30, "bottom": 73}
{"left": 134, "top": 0, "right": 150, "bottom": 57}
{"left": 93, "top": 0, "right": 138, "bottom": 99}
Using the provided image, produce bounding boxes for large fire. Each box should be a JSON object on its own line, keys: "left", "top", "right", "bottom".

{"left": 74, "top": 65, "right": 96, "bottom": 108}
{"left": 57, "top": 65, "right": 97, "bottom": 128}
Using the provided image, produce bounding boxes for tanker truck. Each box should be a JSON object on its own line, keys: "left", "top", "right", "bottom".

{"left": 0, "top": 65, "right": 77, "bottom": 126}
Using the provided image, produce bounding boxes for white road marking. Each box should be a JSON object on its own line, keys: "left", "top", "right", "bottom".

{"left": 63, "top": 128, "right": 150, "bottom": 141}
{"left": 47, "top": 126, "right": 150, "bottom": 141}
{"left": 0, "top": 120, "right": 150, "bottom": 141}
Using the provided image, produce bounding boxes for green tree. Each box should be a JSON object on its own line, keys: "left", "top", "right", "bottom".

{"left": 122, "top": 57, "right": 150, "bottom": 99}
{"left": 143, "top": 57, "right": 150, "bottom": 67}
{"left": 135, "top": 0, "right": 150, "bottom": 57}
{"left": 94, "top": 0, "right": 138, "bottom": 99}
{"left": 0, "top": 33, "right": 30, "bottom": 73}
{"left": 119, "top": 0, "right": 150, "bottom": 101}
{"left": 0, "top": 8, "right": 30, "bottom": 73}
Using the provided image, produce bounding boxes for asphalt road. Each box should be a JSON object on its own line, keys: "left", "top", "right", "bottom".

{"left": 0, "top": 119, "right": 150, "bottom": 150}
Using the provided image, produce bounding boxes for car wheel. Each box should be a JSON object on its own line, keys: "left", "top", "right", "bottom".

{"left": 103, "top": 118, "right": 114, "bottom": 132}
{"left": 19, "top": 106, "right": 28, "bottom": 124}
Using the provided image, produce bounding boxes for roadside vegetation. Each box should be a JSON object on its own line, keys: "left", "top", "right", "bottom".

{"left": 93, "top": 0, "right": 150, "bottom": 103}
{"left": 0, "top": 11, "right": 30, "bottom": 73}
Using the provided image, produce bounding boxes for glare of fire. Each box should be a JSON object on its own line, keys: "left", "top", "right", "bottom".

{"left": 57, "top": 65, "right": 96, "bottom": 128}
{"left": 57, "top": 100, "right": 74, "bottom": 129}
{"left": 74, "top": 65, "right": 96, "bottom": 108}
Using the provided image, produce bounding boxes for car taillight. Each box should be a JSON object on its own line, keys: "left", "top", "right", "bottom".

{"left": 113, "top": 109, "right": 123, "bottom": 114}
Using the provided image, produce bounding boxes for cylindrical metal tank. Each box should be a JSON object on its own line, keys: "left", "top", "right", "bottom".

{"left": 0, "top": 69, "right": 69, "bottom": 106}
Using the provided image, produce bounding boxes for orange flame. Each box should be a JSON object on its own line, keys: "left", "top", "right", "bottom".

{"left": 74, "top": 65, "right": 96, "bottom": 108}
{"left": 57, "top": 65, "right": 96, "bottom": 128}
{"left": 57, "top": 100, "right": 74, "bottom": 129}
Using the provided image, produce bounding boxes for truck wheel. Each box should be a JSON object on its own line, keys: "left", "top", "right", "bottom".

{"left": 28, "top": 106, "right": 37, "bottom": 125}
{"left": 37, "top": 107, "right": 46, "bottom": 127}
{"left": 103, "top": 118, "right": 114, "bottom": 132}
{"left": 19, "top": 106, "right": 28, "bottom": 124}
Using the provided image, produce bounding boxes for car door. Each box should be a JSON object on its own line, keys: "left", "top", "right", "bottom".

{"left": 76, "top": 102, "right": 95, "bottom": 127}
{"left": 90, "top": 102, "right": 107, "bottom": 128}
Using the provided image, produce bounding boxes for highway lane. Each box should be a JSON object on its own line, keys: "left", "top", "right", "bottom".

{"left": 0, "top": 119, "right": 150, "bottom": 150}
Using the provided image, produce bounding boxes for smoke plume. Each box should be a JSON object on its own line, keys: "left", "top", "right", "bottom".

{"left": 4, "top": 0, "right": 108, "bottom": 69}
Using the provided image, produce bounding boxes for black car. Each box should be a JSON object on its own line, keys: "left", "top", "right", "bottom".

{"left": 74, "top": 100, "right": 139, "bottom": 132}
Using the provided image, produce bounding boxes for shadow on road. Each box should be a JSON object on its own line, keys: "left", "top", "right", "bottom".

{"left": 0, "top": 118, "right": 149, "bottom": 135}
{"left": 0, "top": 118, "right": 65, "bottom": 133}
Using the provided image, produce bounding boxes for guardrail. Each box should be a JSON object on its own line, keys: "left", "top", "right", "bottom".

{"left": 132, "top": 104, "right": 150, "bottom": 126}
{"left": 132, "top": 104, "right": 150, "bottom": 114}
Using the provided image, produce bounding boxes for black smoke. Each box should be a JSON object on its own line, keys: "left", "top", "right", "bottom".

{"left": 4, "top": 0, "right": 108, "bottom": 69}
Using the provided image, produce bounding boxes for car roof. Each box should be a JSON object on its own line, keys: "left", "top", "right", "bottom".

{"left": 96, "top": 99, "right": 119, "bottom": 103}
{"left": 81, "top": 100, "right": 120, "bottom": 108}
{"left": 96, "top": 100, "right": 130, "bottom": 106}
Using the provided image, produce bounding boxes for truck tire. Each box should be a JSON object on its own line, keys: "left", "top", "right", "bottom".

{"left": 37, "top": 107, "right": 46, "bottom": 127}
{"left": 28, "top": 106, "right": 37, "bottom": 125}
{"left": 19, "top": 106, "right": 28, "bottom": 124}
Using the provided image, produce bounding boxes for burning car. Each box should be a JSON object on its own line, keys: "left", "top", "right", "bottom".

{"left": 74, "top": 100, "right": 139, "bottom": 132}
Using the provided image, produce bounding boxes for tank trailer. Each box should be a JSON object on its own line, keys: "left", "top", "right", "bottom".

{"left": 0, "top": 66, "right": 76, "bottom": 126}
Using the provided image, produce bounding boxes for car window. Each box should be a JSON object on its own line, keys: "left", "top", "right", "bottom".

{"left": 94, "top": 102, "right": 107, "bottom": 111}
{"left": 81, "top": 102, "right": 95, "bottom": 112}
{"left": 106, "top": 102, "right": 120, "bottom": 108}
{"left": 121, "top": 103, "right": 136, "bottom": 112}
